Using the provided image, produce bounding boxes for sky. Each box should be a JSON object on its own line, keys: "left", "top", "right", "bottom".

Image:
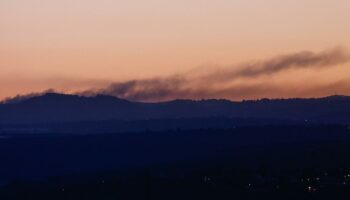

{"left": 1, "top": 0, "right": 350, "bottom": 101}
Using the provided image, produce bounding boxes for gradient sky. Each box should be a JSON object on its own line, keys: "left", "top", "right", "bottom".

{"left": 1, "top": 0, "right": 350, "bottom": 101}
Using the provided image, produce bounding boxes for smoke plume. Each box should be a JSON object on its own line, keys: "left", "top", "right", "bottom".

{"left": 86, "top": 47, "right": 349, "bottom": 101}
{"left": 3, "top": 47, "right": 349, "bottom": 103}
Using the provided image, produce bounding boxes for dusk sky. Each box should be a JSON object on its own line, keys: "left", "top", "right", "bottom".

{"left": 1, "top": 0, "right": 350, "bottom": 101}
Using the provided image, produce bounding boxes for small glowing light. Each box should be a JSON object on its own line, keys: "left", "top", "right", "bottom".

{"left": 307, "top": 186, "right": 317, "bottom": 192}
{"left": 203, "top": 176, "right": 211, "bottom": 183}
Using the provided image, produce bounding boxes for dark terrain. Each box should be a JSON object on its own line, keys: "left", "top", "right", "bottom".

{"left": 1, "top": 93, "right": 350, "bottom": 126}
{"left": 1, "top": 126, "right": 350, "bottom": 199}
{"left": 1, "top": 94, "right": 350, "bottom": 199}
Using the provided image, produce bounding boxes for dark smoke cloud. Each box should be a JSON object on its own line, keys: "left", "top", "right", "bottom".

{"left": 3, "top": 47, "right": 348, "bottom": 103}
{"left": 84, "top": 47, "right": 349, "bottom": 102}
{"left": 205, "top": 47, "right": 349, "bottom": 82}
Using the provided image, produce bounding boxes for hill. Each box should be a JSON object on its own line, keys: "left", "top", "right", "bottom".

{"left": 0, "top": 93, "right": 350, "bottom": 132}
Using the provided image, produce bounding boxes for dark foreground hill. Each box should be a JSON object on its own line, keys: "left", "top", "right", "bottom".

{"left": 1, "top": 93, "right": 350, "bottom": 128}
{"left": 1, "top": 126, "right": 350, "bottom": 199}
{"left": 1, "top": 93, "right": 350, "bottom": 199}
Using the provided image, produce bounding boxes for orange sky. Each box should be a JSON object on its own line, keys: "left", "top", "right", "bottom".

{"left": 1, "top": 0, "right": 350, "bottom": 101}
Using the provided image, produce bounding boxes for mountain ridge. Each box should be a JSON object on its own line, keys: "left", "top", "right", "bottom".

{"left": 2, "top": 92, "right": 350, "bottom": 105}
{"left": 1, "top": 92, "right": 350, "bottom": 125}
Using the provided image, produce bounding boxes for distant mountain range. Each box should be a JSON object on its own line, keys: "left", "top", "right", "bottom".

{"left": 0, "top": 93, "right": 350, "bottom": 132}
{"left": 1, "top": 93, "right": 350, "bottom": 123}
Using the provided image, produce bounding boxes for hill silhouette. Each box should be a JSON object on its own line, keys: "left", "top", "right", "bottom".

{"left": 0, "top": 93, "right": 350, "bottom": 127}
